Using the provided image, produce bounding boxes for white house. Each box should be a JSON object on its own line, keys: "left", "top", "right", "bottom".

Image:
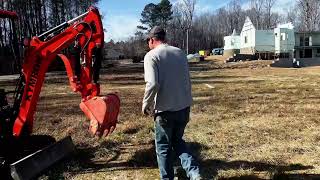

{"left": 274, "top": 23, "right": 295, "bottom": 56}
{"left": 240, "top": 17, "right": 275, "bottom": 56}
{"left": 223, "top": 29, "right": 241, "bottom": 57}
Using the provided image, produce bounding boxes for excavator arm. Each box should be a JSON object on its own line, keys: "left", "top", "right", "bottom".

{"left": 12, "top": 7, "right": 120, "bottom": 138}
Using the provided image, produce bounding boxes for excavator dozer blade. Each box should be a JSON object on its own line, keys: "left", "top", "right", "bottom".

{"left": 80, "top": 94, "right": 120, "bottom": 137}
{"left": 10, "top": 136, "right": 75, "bottom": 180}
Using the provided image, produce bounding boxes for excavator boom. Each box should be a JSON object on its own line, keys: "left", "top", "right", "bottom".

{"left": 12, "top": 7, "right": 120, "bottom": 138}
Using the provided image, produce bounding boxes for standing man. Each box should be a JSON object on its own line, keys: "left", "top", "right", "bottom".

{"left": 142, "top": 26, "right": 201, "bottom": 180}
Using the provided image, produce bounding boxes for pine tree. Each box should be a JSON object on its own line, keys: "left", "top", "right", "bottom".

{"left": 138, "top": 1, "right": 173, "bottom": 31}
{"left": 157, "top": 0, "right": 173, "bottom": 29}
{"left": 138, "top": 3, "right": 159, "bottom": 31}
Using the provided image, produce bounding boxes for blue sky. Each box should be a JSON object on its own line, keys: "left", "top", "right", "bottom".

{"left": 97, "top": 0, "right": 292, "bottom": 42}
{"left": 97, "top": 0, "right": 232, "bottom": 41}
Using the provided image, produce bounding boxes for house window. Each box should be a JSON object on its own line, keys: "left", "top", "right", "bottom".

{"left": 300, "top": 36, "right": 304, "bottom": 46}
{"left": 231, "top": 40, "right": 234, "bottom": 46}
{"left": 245, "top": 36, "right": 248, "bottom": 44}
{"left": 281, "top": 33, "right": 286, "bottom": 41}
{"left": 316, "top": 49, "right": 320, "bottom": 57}
{"left": 305, "top": 37, "right": 310, "bottom": 46}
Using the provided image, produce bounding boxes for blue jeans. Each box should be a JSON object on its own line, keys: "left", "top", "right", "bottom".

{"left": 154, "top": 107, "right": 200, "bottom": 180}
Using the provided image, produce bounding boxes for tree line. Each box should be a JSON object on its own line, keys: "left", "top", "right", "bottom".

{"left": 110, "top": 0, "right": 320, "bottom": 58}
{"left": 0, "top": 0, "right": 100, "bottom": 74}
{"left": 0, "top": 0, "right": 100, "bottom": 47}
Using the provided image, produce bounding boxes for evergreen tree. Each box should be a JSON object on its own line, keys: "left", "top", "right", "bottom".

{"left": 157, "top": 0, "right": 173, "bottom": 29}
{"left": 138, "top": 0, "right": 173, "bottom": 31}
{"left": 138, "top": 3, "right": 159, "bottom": 30}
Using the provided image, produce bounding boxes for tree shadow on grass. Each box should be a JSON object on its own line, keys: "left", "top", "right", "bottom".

{"left": 186, "top": 142, "right": 314, "bottom": 180}
{"left": 42, "top": 141, "right": 315, "bottom": 180}
{"left": 200, "top": 159, "right": 314, "bottom": 180}
{"left": 165, "top": 142, "right": 313, "bottom": 180}
{"left": 40, "top": 141, "right": 123, "bottom": 179}
{"left": 272, "top": 173, "right": 320, "bottom": 180}
{"left": 48, "top": 141, "right": 157, "bottom": 176}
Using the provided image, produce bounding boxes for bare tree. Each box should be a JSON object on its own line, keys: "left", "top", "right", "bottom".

{"left": 250, "top": 0, "right": 264, "bottom": 29}
{"left": 297, "top": 0, "right": 320, "bottom": 31}
{"left": 264, "top": 0, "right": 276, "bottom": 29}
{"left": 176, "top": 0, "right": 196, "bottom": 54}
{"left": 286, "top": 5, "right": 298, "bottom": 26}
{"left": 168, "top": 5, "right": 185, "bottom": 48}
{"left": 227, "top": 0, "right": 242, "bottom": 33}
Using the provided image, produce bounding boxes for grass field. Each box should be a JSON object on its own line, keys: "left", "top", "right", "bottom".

{"left": 2, "top": 59, "right": 320, "bottom": 179}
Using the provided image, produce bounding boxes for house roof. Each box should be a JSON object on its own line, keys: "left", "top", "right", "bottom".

{"left": 241, "top": 16, "right": 255, "bottom": 32}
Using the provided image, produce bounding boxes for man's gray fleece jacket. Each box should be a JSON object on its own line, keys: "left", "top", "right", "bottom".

{"left": 143, "top": 44, "right": 193, "bottom": 112}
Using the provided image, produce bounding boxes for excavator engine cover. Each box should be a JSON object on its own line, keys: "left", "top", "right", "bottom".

{"left": 80, "top": 94, "right": 120, "bottom": 137}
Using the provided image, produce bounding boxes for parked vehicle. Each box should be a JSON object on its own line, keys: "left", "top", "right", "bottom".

{"left": 212, "top": 48, "right": 224, "bottom": 55}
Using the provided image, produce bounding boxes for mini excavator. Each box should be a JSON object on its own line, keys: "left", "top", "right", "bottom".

{"left": 0, "top": 7, "right": 120, "bottom": 179}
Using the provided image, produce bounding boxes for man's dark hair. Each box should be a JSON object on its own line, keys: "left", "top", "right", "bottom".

{"left": 148, "top": 26, "right": 166, "bottom": 42}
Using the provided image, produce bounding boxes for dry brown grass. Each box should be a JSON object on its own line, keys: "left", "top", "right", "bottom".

{"left": 3, "top": 60, "right": 320, "bottom": 179}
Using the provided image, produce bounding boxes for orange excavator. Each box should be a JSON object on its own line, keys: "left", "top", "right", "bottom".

{"left": 0, "top": 7, "right": 120, "bottom": 179}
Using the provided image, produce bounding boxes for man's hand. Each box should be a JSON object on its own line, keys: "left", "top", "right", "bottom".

{"left": 142, "top": 103, "right": 153, "bottom": 116}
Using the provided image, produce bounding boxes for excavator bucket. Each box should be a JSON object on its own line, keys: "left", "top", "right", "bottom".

{"left": 80, "top": 94, "right": 120, "bottom": 137}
